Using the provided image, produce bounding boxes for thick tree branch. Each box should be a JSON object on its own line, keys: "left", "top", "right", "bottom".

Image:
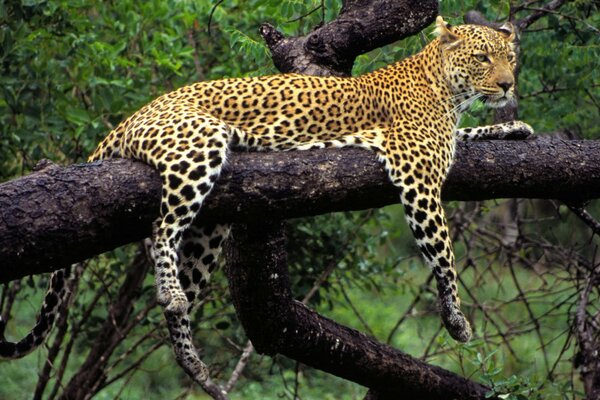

{"left": 260, "top": 0, "right": 438, "bottom": 76}
{"left": 225, "top": 221, "right": 493, "bottom": 400}
{"left": 1, "top": 137, "right": 600, "bottom": 283}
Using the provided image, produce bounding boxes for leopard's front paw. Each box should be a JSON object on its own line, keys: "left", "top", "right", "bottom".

{"left": 439, "top": 295, "right": 472, "bottom": 343}
{"left": 502, "top": 120, "right": 534, "bottom": 140}
{"left": 444, "top": 310, "right": 472, "bottom": 343}
{"left": 165, "top": 313, "right": 211, "bottom": 383}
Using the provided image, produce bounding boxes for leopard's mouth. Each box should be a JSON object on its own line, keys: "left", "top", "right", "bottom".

{"left": 481, "top": 93, "right": 512, "bottom": 108}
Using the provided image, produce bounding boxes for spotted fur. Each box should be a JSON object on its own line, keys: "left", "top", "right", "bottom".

{"left": 0, "top": 267, "right": 71, "bottom": 357}
{"left": 1, "top": 17, "right": 533, "bottom": 387}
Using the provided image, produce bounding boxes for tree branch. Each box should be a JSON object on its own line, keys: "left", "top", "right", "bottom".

{"left": 225, "top": 221, "right": 493, "bottom": 400}
{"left": 566, "top": 203, "right": 600, "bottom": 236}
{"left": 512, "top": 0, "right": 567, "bottom": 31}
{"left": 1, "top": 137, "right": 600, "bottom": 283}
{"left": 260, "top": 0, "right": 438, "bottom": 76}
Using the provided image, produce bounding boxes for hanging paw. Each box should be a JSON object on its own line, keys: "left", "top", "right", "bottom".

{"left": 500, "top": 120, "right": 534, "bottom": 140}
{"left": 439, "top": 294, "right": 472, "bottom": 342}
{"left": 185, "top": 355, "right": 211, "bottom": 384}
{"left": 165, "top": 313, "right": 211, "bottom": 383}
{"left": 174, "top": 335, "right": 210, "bottom": 382}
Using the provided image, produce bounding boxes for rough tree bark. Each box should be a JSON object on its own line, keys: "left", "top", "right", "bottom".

{"left": 259, "top": 0, "right": 438, "bottom": 76}
{"left": 2, "top": 138, "right": 600, "bottom": 283}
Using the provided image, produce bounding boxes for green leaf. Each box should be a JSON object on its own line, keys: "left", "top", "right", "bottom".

{"left": 64, "top": 108, "right": 91, "bottom": 125}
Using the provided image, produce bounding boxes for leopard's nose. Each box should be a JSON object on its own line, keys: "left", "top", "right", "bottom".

{"left": 497, "top": 80, "right": 513, "bottom": 93}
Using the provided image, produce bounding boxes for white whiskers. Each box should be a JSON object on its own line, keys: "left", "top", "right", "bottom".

{"left": 444, "top": 92, "right": 484, "bottom": 123}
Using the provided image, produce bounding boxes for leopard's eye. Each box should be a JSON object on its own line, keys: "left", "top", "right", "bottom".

{"left": 474, "top": 53, "right": 490, "bottom": 63}
{"left": 507, "top": 52, "right": 516, "bottom": 62}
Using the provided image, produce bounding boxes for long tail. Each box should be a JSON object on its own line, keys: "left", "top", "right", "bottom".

{"left": 0, "top": 267, "right": 72, "bottom": 359}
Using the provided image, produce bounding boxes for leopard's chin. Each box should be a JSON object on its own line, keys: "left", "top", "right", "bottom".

{"left": 482, "top": 94, "right": 512, "bottom": 109}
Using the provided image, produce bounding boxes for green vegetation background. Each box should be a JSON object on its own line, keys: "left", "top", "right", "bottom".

{"left": 0, "top": 1, "right": 598, "bottom": 399}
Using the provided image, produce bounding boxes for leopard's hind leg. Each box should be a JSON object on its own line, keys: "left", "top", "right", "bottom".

{"left": 177, "top": 223, "right": 231, "bottom": 310}
{"left": 162, "top": 223, "right": 230, "bottom": 383}
{"left": 131, "top": 107, "right": 234, "bottom": 382}
{"left": 144, "top": 114, "right": 231, "bottom": 316}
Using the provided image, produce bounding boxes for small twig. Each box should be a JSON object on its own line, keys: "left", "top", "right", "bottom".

{"left": 301, "top": 260, "right": 337, "bottom": 305}
{"left": 421, "top": 324, "right": 445, "bottom": 360}
{"left": 386, "top": 275, "right": 434, "bottom": 344}
{"left": 0, "top": 280, "right": 21, "bottom": 332}
{"left": 293, "top": 361, "right": 302, "bottom": 400}
{"left": 286, "top": 4, "right": 323, "bottom": 23}
{"left": 277, "top": 357, "right": 295, "bottom": 397}
{"left": 522, "top": 6, "right": 600, "bottom": 34}
{"left": 584, "top": 88, "right": 600, "bottom": 114}
{"left": 457, "top": 270, "right": 520, "bottom": 361}
{"left": 112, "top": 363, "right": 143, "bottom": 400}
{"left": 104, "top": 325, "right": 161, "bottom": 377}
{"left": 338, "top": 278, "right": 376, "bottom": 337}
{"left": 102, "top": 340, "right": 164, "bottom": 390}
{"left": 207, "top": 0, "right": 226, "bottom": 37}
{"left": 223, "top": 340, "right": 255, "bottom": 393}
{"left": 507, "top": 257, "right": 551, "bottom": 377}
{"left": 121, "top": 298, "right": 158, "bottom": 339}
{"left": 514, "top": 0, "right": 567, "bottom": 30}
{"left": 520, "top": 84, "right": 600, "bottom": 99}
{"left": 566, "top": 203, "right": 600, "bottom": 236}
{"left": 511, "top": 0, "right": 546, "bottom": 15}
{"left": 174, "top": 383, "right": 196, "bottom": 400}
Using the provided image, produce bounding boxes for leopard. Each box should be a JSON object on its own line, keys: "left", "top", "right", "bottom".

{"left": 1, "top": 16, "right": 533, "bottom": 391}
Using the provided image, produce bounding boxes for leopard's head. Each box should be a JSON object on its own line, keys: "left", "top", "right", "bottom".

{"left": 435, "top": 16, "right": 517, "bottom": 109}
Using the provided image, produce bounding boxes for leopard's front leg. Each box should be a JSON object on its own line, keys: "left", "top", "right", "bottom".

{"left": 455, "top": 120, "right": 534, "bottom": 141}
{"left": 384, "top": 137, "right": 472, "bottom": 342}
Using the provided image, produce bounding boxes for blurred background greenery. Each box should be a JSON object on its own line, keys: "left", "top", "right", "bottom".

{"left": 1, "top": 1, "right": 599, "bottom": 399}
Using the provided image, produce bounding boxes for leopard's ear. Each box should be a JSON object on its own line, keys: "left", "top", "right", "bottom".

{"left": 497, "top": 21, "right": 516, "bottom": 43}
{"left": 435, "top": 16, "right": 462, "bottom": 50}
